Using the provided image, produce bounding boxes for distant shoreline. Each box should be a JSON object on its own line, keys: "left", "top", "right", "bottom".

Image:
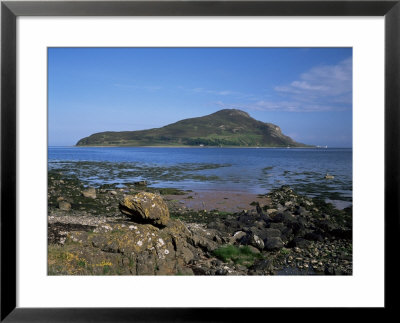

{"left": 74, "top": 145, "right": 315, "bottom": 149}
{"left": 50, "top": 145, "right": 352, "bottom": 149}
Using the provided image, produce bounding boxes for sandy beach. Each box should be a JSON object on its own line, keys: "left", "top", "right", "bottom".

{"left": 164, "top": 190, "right": 271, "bottom": 213}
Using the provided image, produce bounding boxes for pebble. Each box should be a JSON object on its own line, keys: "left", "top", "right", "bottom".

{"left": 58, "top": 201, "right": 71, "bottom": 211}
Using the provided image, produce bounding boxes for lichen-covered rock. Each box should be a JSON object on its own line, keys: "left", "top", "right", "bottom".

{"left": 49, "top": 219, "right": 198, "bottom": 275}
{"left": 186, "top": 223, "right": 221, "bottom": 252}
{"left": 119, "top": 192, "right": 170, "bottom": 227}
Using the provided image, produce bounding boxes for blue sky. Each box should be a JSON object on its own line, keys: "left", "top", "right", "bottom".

{"left": 48, "top": 48, "right": 352, "bottom": 147}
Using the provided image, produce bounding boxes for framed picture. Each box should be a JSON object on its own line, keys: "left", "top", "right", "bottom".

{"left": 1, "top": 0, "right": 398, "bottom": 321}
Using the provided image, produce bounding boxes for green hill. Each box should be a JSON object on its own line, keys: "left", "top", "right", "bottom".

{"left": 76, "top": 109, "right": 310, "bottom": 147}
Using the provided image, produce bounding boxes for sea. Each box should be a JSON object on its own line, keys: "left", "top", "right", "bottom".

{"left": 48, "top": 147, "right": 352, "bottom": 207}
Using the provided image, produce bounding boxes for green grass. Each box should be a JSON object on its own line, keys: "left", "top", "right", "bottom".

{"left": 279, "top": 248, "right": 290, "bottom": 255}
{"left": 213, "top": 245, "right": 263, "bottom": 267}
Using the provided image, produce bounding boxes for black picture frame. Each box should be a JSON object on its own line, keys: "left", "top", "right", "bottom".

{"left": 1, "top": 0, "right": 399, "bottom": 321}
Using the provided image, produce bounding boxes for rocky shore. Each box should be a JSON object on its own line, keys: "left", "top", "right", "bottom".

{"left": 48, "top": 170, "right": 352, "bottom": 275}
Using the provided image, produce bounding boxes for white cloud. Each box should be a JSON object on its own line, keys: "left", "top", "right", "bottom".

{"left": 217, "top": 57, "right": 352, "bottom": 113}
{"left": 274, "top": 57, "right": 352, "bottom": 107}
{"left": 216, "top": 100, "right": 338, "bottom": 113}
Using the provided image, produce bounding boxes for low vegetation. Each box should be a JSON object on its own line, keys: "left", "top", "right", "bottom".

{"left": 213, "top": 245, "right": 263, "bottom": 267}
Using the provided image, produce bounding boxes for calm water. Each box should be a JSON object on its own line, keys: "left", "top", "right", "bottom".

{"left": 48, "top": 147, "right": 352, "bottom": 203}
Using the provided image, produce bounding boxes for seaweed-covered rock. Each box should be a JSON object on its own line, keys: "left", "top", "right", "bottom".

{"left": 119, "top": 192, "right": 170, "bottom": 227}
{"left": 134, "top": 180, "right": 147, "bottom": 187}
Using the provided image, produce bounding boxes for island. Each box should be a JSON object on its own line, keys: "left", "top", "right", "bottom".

{"left": 76, "top": 109, "right": 311, "bottom": 147}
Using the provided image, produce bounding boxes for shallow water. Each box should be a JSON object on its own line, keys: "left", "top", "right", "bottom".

{"left": 49, "top": 147, "right": 352, "bottom": 203}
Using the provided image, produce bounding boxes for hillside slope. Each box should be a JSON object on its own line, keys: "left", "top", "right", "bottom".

{"left": 76, "top": 109, "right": 309, "bottom": 147}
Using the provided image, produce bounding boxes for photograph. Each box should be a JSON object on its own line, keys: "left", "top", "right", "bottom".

{"left": 47, "top": 47, "right": 353, "bottom": 276}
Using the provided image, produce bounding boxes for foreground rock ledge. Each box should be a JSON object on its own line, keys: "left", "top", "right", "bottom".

{"left": 48, "top": 185, "right": 353, "bottom": 275}
{"left": 48, "top": 219, "right": 224, "bottom": 275}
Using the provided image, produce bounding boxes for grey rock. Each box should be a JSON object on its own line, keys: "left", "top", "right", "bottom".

{"left": 272, "top": 211, "right": 296, "bottom": 224}
{"left": 230, "top": 231, "right": 246, "bottom": 244}
{"left": 289, "top": 237, "right": 310, "bottom": 249}
{"left": 264, "top": 237, "right": 284, "bottom": 251}
{"left": 266, "top": 208, "right": 278, "bottom": 215}
{"left": 304, "top": 232, "right": 324, "bottom": 242}
{"left": 207, "top": 220, "right": 227, "bottom": 233}
{"left": 189, "top": 233, "right": 218, "bottom": 252}
{"left": 249, "top": 258, "right": 274, "bottom": 274}
{"left": 294, "top": 206, "right": 308, "bottom": 216}
{"left": 247, "top": 245, "right": 261, "bottom": 254}
{"left": 240, "top": 233, "right": 265, "bottom": 251}
{"left": 263, "top": 228, "right": 281, "bottom": 240}
{"left": 215, "top": 268, "right": 228, "bottom": 275}
{"left": 269, "top": 222, "right": 285, "bottom": 231}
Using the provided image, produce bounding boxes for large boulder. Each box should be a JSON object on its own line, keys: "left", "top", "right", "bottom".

{"left": 119, "top": 192, "right": 170, "bottom": 227}
{"left": 51, "top": 220, "right": 195, "bottom": 275}
{"left": 258, "top": 228, "right": 281, "bottom": 241}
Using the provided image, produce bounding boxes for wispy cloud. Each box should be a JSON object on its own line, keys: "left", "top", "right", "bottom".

{"left": 190, "top": 87, "right": 240, "bottom": 96}
{"left": 216, "top": 100, "right": 337, "bottom": 112}
{"left": 216, "top": 58, "right": 352, "bottom": 113}
{"left": 188, "top": 87, "right": 260, "bottom": 102}
{"left": 114, "top": 83, "right": 162, "bottom": 91}
{"left": 273, "top": 57, "right": 352, "bottom": 109}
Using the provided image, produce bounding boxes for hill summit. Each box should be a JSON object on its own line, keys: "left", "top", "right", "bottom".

{"left": 76, "top": 109, "right": 308, "bottom": 147}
